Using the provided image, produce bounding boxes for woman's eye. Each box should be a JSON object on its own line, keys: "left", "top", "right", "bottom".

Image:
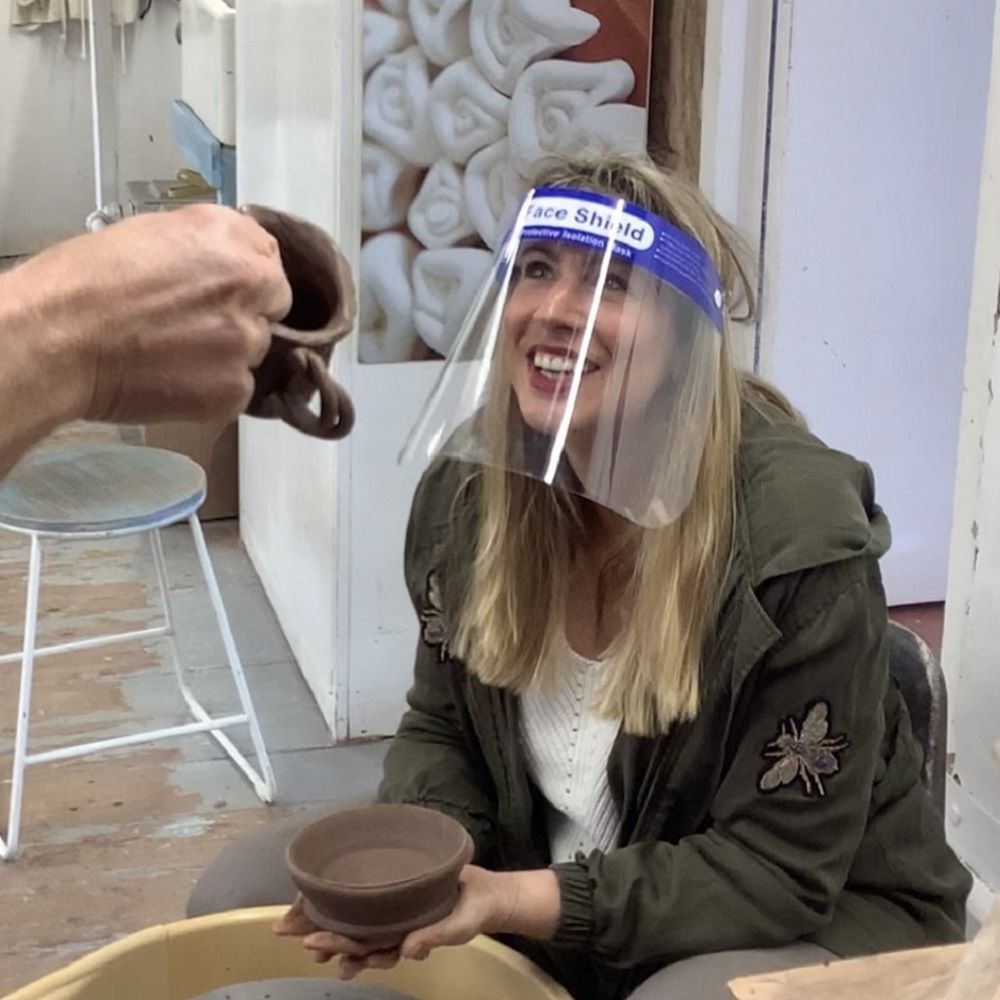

{"left": 605, "top": 272, "right": 629, "bottom": 292}
{"left": 523, "top": 259, "right": 552, "bottom": 280}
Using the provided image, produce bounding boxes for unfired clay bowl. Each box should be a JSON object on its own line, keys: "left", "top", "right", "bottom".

{"left": 285, "top": 804, "right": 474, "bottom": 946}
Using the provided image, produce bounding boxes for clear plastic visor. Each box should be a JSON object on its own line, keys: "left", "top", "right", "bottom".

{"left": 401, "top": 187, "right": 724, "bottom": 527}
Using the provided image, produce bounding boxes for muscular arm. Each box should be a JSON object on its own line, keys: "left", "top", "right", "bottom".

{"left": 0, "top": 205, "right": 291, "bottom": 480}
{"left": 0, "top": 262, "right": 89, "bottom": 478}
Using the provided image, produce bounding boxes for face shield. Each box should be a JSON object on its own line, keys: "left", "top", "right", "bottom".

{"left": 400, "top": 186, "right": 725, "bottom": 527}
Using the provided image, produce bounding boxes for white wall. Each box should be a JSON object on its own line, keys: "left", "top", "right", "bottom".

{"left": 700, "top": 0, "right": 772, "bottom": 370}
{"left": 758, "top": 0, "right": 994, "bottom": 605}
{"left": 942, "top": 0, "right": 1000, "bottom": 921}
{"left": 0, "top": 0, "right": 182, "bottom": 255}
{"left": 236, "top": 0, "right": 362, "bottom": 734}
{"left": 235, "top": 0, "right": 452, "bottom": 740}
{"left": 344, "top": 367, "right": 439, "bottom": 738}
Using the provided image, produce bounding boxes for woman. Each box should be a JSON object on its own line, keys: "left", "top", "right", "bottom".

{"left": 256, "top": 156, "right": 969, "bottom": 998}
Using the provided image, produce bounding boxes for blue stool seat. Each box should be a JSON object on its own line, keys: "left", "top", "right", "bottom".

{"left": 0, "top": 445, "right": 206, "bottom": 536}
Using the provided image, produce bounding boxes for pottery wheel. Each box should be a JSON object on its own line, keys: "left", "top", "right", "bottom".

{"left": 192, "top": 979, "right": 418, "bottom": 1000}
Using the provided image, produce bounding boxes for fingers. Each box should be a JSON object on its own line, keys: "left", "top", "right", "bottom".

{"left": 196, "top": 316, "right": 267, "bottom": 421}
{"left": 336, "top": 956, "right": 366, "bottom": 978}
{"left": 399, "top": 921, "right": 450, "bottom": 961}
{"left": 336, "top": 948, "right": 401, "bottom": 981}
{"left": 364, "top": 950, "right": 402, "bottom": 970}
{"left": 255, "top": 260, "right": 293, "bottom": 324}
{"left": 211, "top": 368, "right": 256, "bottom": 425}
{"left": 398, "top": 866, "right": 497, "bottom": 961}
{"left": 273, "top": 912, "right": 316, "bottom": 936}
{"left": 234, "top": 211, "right": 293, "bottom": 322}
{"left": 236, "top": 209, "right": 284, "bottom": 260}
{"left": 399, "top": 907, "right": 476, "bottom": 961}
{"left": 299, "top": 933, "right": 401, "bottom": 981}
{"left": 273, "top": 902, "right": 401, "bottom": 979}
{"left": 244, "top": 314, "right": 273, "bottom": 370}
{"left": 302, "top": 931, "right": 377, "bottom": 958}
{"left": 399, "top": 938, "right": 432, "bottom": 963}
{"left": 185, "top": 202, "right": 273, "bottom": 260}
{"left": 272, "top": 896, "right": 316, "bottom": 936}
{"left": 63, "top": 203, "right": 290, "bottom": 428}
{"left": 184, "top": 204, "right": 293, "bottom": 323}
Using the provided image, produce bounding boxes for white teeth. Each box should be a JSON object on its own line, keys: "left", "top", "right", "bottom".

{"left": 533, "top": 352, "right": 596, "bottom": 375}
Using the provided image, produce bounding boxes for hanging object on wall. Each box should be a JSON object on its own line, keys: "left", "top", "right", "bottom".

{"left": 11, "top": 0, "right": 142, "bottom": 75}
{"left": 10, "top": 0, "right": 140, "bottom": 34}
{"left": 359, "top": 0, "right": 655, "bottom": 364}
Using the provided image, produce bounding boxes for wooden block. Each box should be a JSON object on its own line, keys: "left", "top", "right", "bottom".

{"left": 144, "top": 421, "right": 238, "bottom": 521}
{"left": 727, "top": 944, "right": 969, "bottom": 1000}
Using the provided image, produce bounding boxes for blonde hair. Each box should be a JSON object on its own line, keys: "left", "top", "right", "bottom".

{"left": 453, "top": 154, "right": 792, "bottom": 736}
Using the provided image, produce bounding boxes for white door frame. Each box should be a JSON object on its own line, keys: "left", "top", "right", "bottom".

{"left": 941, "top": 0, "right": 1000, "bottom": 922}
{"left": 236, "top": 0, "right": 362, "bottom": 740}
{"left": 700, "top": 0, "right": 780, "bottom": 371}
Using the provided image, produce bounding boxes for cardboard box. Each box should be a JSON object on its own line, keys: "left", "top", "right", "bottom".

{"left": 144, "top": 420, "right": 238, "bottom": 520}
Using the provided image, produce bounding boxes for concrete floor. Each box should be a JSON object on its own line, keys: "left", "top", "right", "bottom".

{"left": 0, "top": 425, "right": 386, "bottom": 995}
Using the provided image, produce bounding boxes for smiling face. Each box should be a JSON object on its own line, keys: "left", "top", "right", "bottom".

{"left": 502, "top": 241, "right": 675, "bottom": 454}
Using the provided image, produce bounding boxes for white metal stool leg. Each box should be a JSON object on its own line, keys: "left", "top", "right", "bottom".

{"left": 0, "top": 444, "right": 276, "bottom": 857}
{"left": 153, "top": 519, "right": 275, "bottom": 802}
{"left": 1, "top": 533, "right": 43, "bottom": 860}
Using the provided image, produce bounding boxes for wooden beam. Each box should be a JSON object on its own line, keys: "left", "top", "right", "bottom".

{"left": 648, "top": 0, "right": 708, "bottom": 179}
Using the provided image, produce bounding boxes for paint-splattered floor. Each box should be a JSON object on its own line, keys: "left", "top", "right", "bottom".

{"left": 0, "top": 425, "right": 386, "bottom": 995}
{"left": 890, "top": 603, "right": 945, "bottom": 660}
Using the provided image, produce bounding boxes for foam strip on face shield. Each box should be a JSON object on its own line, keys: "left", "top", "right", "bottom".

{"left": 401, "top": 186, "right": 725, "bottom": 527}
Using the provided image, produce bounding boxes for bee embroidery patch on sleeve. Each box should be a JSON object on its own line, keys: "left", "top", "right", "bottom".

{"left": 419, "top": 570, "right": 450, "bottom": 661}
{"left": 758, "top": 701, "right": 849, "bottom": 797}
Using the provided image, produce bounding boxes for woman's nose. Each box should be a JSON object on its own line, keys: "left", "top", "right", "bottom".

{"left": 533, "top": 276, "right": 590, "bottom": 328}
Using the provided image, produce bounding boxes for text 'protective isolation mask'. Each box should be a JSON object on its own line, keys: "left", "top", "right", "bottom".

{"left": 400, "top": 186, "right": 725, "bottom": 527}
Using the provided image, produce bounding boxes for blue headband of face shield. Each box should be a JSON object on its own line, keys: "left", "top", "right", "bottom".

{"left": 498, "top": 186, "right": 725, "bottom": 333}
{"left": 400, "top": 183, "right": 727, "bottom": 527}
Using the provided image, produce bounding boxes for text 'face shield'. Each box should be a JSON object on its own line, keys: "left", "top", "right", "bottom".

{"left": 401, "top": 187, "right": 725, "bottom": 527}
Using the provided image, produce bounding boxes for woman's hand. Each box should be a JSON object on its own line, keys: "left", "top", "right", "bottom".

{"left": 274, "top": 896, "right": 403, "bottom": 979}
{"left": 273, "top": 866, "right": 560, "bottom": 980}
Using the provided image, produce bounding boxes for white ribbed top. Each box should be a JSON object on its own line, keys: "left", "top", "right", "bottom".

{"left": 519, "top": 646, "right": 621, "bottom": 863}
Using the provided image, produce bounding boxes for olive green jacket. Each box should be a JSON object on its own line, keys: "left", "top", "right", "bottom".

{"left": 379, "top": 401, "right": 969, "bottom": 1000}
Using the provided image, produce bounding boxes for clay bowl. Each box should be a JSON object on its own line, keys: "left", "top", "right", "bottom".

{"left": 285, "top": 804, "right": 474, "bottom": 946}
